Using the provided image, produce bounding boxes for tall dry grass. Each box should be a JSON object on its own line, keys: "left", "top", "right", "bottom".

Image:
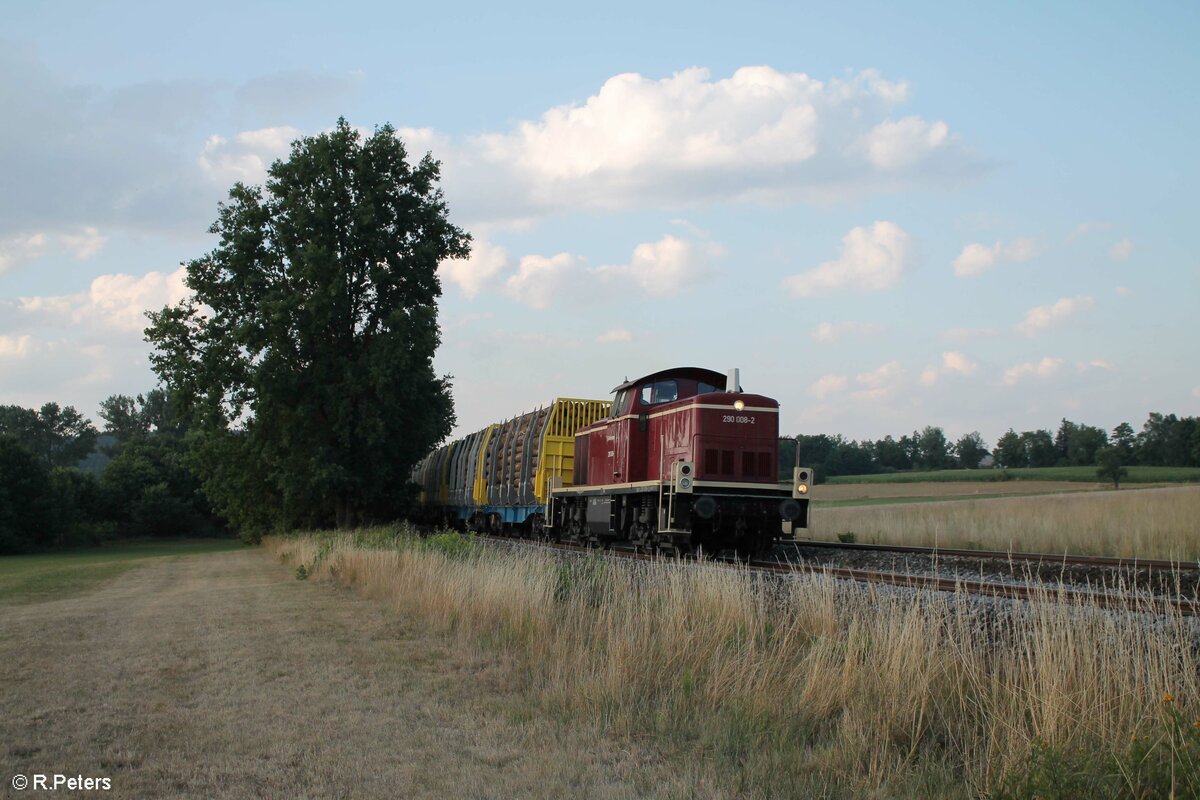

{"left": 267, "top": 530, "right": 1200, "bottom": 797}
{"left": 814, "top": 485, "right": 1200, "bottom": 561}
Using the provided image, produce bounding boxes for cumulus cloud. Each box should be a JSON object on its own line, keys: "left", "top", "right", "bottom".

{"left": 504, "top": 253, "right": 582, "bottom": 310}
{"left": 809, "top": 374, "right": 848, "bottom": 399}
{"left": 812, "top": 320, "right": 884, "bottom": 343}
{"left": 1066, "top": 221, "right": 1112, "bottom": 242}
{"left": 920, "top": 351, "right": 978, "bottom": 386}
{"left": 198, "top": 126, "right": 302, "bottom": 186}
{"left": 445, "top": 66, "right": 981, "bottom": 224}
{"left": 0, "top": 227, "right": 106, "bottom": 274}
{"left": 1109, "top": 238, "right": 1133, "bottom": 260}
{"left": 852, "top": 360, "right": 902, "bottom": 401}
{"left": 1015, "top": 295, "right": 1094, "bottom": 336}
{"left": 503, "top": 235, "right": 716, "bottom": 308}
{"left": 439, "top": 239, "right": 510, "bottom": 298}
{"left": 0, "top": 334, "right": 34, "bottom": 359}
{"left": 783, "top": 221, "right": 911, "bottom": 297}
{"left": 596, "top": 328, "right": 633, "bottom": 344}
{"left": 1014, "top": 298, "right": 1083, "bottom": 337}
{"left": 1115, "top": 286, "right": 1132, "bottom": 296}
{"left": 1003, "top": 357, "right": 1063, "bottom": 385}
{"left": 594, "top": 235, "right": 717, "bottom": 296}
{"left": 19, "top": 267, "right": 190, "bottom": 333}
{"left": 952, "top": 237, "right": 1037, "bottom": 277}
{"left": 1077, "top": 359, "right": 1115, "bottom": 372}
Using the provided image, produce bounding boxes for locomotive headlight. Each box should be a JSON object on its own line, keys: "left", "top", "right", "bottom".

{"left": 796, "top": 484, "right": 809, "bottom": 494}
{"left": 733, "top": 399, "right": 745, "bottom": 411}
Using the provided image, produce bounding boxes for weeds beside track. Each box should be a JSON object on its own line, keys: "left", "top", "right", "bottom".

{"left": 268, "top": 527, "right": 1200, "bottom": 798}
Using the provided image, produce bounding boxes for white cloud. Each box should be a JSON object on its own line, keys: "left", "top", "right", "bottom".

{"left": 1015, "top": 295, "right": 1094, "bottom": 336}
{"left": 504, "top": 253, "right": 582, "bottom": 310}
{"left": 0, "top": 228, "right": 106, "bottom": 273}
{"left": 1077, "top": 359, "right": 1115, "bottom": 372}
{"left": 859, "top": 116, "right": 949, "bottom": 170}
{"left": 783, "top": 221, "right": 911, "bottom": 297}
{"left": 596, "top": 328, "right": 633, "bottom": 344}
{"left": 920, "top": 351, "right": 977, "bottom": 386}
{"left": 811, "top": 320, "right": 884, "bottom": 343}
{"left": 1109, "top": 238, "right": 1133, "bottom": 260}
{"left": 19, "top": 267, "right": 190, "bottom": 333}
{"left": 1193, "top": 387, "right": 1200, "bottom": 399}
{"left": 809, "top": 374, "right": 848, "bottom": 398}
{"left": 1115, "top": 286, "right": 1132, "bottom": 296}
{"left": 594, "top": 235, "right": 716, "bottom": 296}
{"left": 503, "top": 235, "right": 716, "bottom": 309}
{"left": 0, "top": 334, "right": 34, "bottom": 359}
{"left": 451, "top": 66, "right": 980, "bottom": 224}
{"left": 198, "top": 126, "right": 302, "bottom": 186}
{"left": 952, "top": 237, "right": 1037, "bottom": 277}
{"left": 942, "top": 351, "right": 978, "bottom": 375}
{"left": 852, "top": 360, "right": 902, "bottom": 401}
{"left": 1003, "top": 356, "right": 1064, "bottom": 385}
{"left": 439, "top": 239, "right": 509, "bottom": 298}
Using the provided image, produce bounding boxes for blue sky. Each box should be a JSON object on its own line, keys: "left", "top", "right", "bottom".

{"left": 1, "top": 0, "right": 1197, "bottom": 447}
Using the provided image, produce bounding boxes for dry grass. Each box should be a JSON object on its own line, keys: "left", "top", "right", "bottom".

{"left": 269, "top": 530, "right": 1200, "bottom": 798}
{"left": 812, "top": 479, "right": 1105, "bottom": 502}
{"left": 0, "top": 547, "right": 698, "bottom": 799}
{"left": 812, "top": 485, "right": 1200, "bottom": 561}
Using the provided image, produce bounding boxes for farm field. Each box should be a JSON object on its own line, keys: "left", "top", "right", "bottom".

{"left": 0, "top": 543, "right": 689, "bottom": 799}
{"left": 811, "top": 479, "right": 1105, "bottom": 505}
{"left": 811, "top": 485, "right": 1200, "bottom": 560}
{"left": 825, "top": 465, "right": 1200, "bottom": 484}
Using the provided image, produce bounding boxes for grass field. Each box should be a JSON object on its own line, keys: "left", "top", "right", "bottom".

{"left": 266, "top": 529, "right": 1200, "bottom": 798}
{"left": 0, "top": 539, "right": 244, "bottom": 605}
{"left": 811, "top": 485, "right": 1200, "bottom": 560}
{"left": 825, "top": 465, "right": 1200, "bottom": 484}
{"left": 0, "top": 542, "right": 691, "bottom": 798}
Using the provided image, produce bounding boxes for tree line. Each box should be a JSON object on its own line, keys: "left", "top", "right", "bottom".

{"left": 0, "top": 392, "right": 221, "bottom": 553}
{"left": 782, "top": 412, "right": 1200, "bottom": 482}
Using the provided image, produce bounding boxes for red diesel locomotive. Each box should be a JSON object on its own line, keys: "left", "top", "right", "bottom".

{"left": 546, "top": 366, "right": 811, "bottom": 556}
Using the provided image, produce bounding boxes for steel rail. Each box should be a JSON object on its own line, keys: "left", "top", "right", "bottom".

{"left": 505, "top": 538, "right": 1200, "bottom": 617}
{"left": 790, "top": 539, "right": 1200, "bottom": 572}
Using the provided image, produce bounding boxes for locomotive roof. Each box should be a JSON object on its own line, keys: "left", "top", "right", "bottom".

{"left": 611, "top": 367, "right": 729, "bottom": 394}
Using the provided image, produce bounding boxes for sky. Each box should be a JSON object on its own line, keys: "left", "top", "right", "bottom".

{"left": 1, "top": 0, "right": 1198, "bottom": 448}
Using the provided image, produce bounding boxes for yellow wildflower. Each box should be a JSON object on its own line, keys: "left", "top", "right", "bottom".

{"left": 1162, "top": 693, "right": 1175, "bottom": 703}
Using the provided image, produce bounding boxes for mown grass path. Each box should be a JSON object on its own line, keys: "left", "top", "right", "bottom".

{"left": 0, "top": 548, "right": 682, "bottom": 799}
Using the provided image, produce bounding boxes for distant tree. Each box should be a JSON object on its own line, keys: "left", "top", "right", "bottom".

{"left": 917, "top": 426, "right": 952, "bottom": 470}
{"left": 994, "top": 429, "right": 1025, "bottom": 468}
{"left": 1054, "top": 418, "right": 1079, "bottom": 465}
{"left": 0, "top": 436, "right": 56, "bottom": 552}
{"left": 146, "top": 119, "right": 467, "bottom": 534}
{"left": 99, "top": 389, "right": 187, "bottom": 446}
{"left": 1066, "top": 424, "right": 1108, "bottom": 465}
{"left": 953, "top": 431, "right": 989, "bottom": 469}
{"left": 1095, "top": 446, "right": 1128, "bottom": 489}
{"left": 872, "top": 436, "right": 910, "bottom": 471}
{"left": 1020, "top": 429, "right": 1057, "bottom": 468}
{"left": 1112, "top": 422, "right": 1137, "bottom": 461}
{"left": 100, "top": 435, "right": 212, "bottom": 537}
{"left": 0, "top": 403, "right": 97, "bottom": 468}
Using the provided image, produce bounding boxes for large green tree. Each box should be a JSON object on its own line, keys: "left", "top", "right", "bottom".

{"left": 146, "top": 119, "right": 468, "bottom": 535}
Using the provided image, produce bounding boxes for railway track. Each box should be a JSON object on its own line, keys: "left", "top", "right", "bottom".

{"left": 788, "top": 538, "right": 1200, "bottom": 572}
{"left": 492, "top": 537, "right": 1200, "bottom": 618}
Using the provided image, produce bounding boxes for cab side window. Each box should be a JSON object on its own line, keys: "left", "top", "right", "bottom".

{"left": 640, "top": 384, "right": 654, "bottom": 405}
{"left": 652, "top": 380, "right": 678, "bottom": 404}
{"left": 697, "top": 381, "right": 717, "bottom": 395}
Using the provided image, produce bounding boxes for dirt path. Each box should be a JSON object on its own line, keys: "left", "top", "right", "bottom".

{"left": 1, "top": 550, "right": 688, "bottom": 799}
